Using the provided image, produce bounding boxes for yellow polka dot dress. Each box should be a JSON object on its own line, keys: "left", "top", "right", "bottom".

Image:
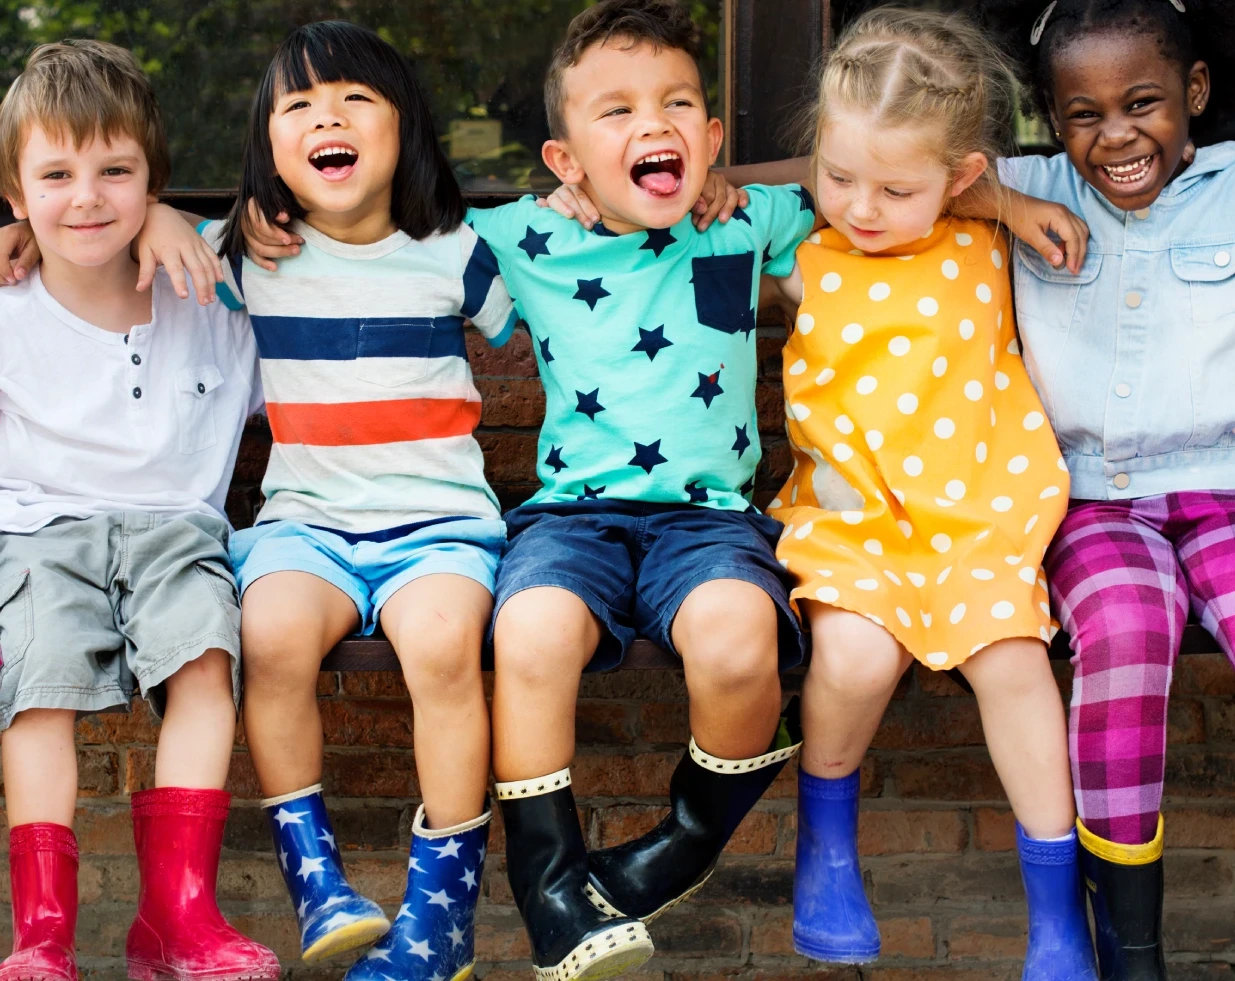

{"left": 770, "top": 220, "right": 1068, "bottom": 669}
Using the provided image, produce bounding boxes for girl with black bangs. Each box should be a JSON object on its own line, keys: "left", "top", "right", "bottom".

{"left": 974, "top": 2, "right": 1235, "bottom": 978}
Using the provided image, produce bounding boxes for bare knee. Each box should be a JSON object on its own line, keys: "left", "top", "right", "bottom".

{"left": 394, "top": 609, "right": 484, "bottom": 699}
{"left": 164, "top": 648, "right": 235, "bottom": 704}
{"left": 960, "top": 637, "right": 1055, "bottom": 699}
{"left": 241, "top": 604, "right": 328, "bottom": 691}
{"left": 808, "top": 607, "right": 909, "bottom": 701}
{"left": 675, "top": 581, "right": 780, "bottom": 693}
{"left": 494, "top": 587, "right": 598, "bottom": 688}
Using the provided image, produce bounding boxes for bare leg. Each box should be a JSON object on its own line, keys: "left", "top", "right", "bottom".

{"left": 958, "top": 637, "right": 1075, "bottom": 839}
{"left": 800, "top": 603, "right": 913, "bottom": 777}
{"left": 240, "top": 572, "right": 359, "bottom": 797}
{"left": 672, "top": 580, "right": 782, "bottom": 759}
{"left": 155, "top": 648, "right": 237, "bottom": 789}
{"left": 491, "top": 587, "right": 599, "bottom": 781}
{"left": 379, "top": 574, "right": 492, "bottom": 829}
{"left": 2, "top": 709, "right": 77, "bottom": 827}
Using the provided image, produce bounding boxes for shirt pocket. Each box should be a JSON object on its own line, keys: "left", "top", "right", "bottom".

{"left": 0, "top": 568, "right": 33, "bottom": 670}
{"left": 1013, "top": 240, "right": 1104, "bottom": 332}
{"left": 175, "top": 365, "right": 224, "bottom": 454}
{"left": 691, "top": 252, "right": 756, "bottom": 335}
{"left": 354, "top": 320, "right": 436, "bottom": 387}
{"left": 1170, "top": 244, "right": 1235, "bottom": 325}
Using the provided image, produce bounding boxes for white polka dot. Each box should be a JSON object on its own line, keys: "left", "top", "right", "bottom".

{"left": 1037, "top": 487, "right": 1061, "bottom": 502}
{"left": 790, "top": 523, "right": 811, "bottom": 541}
{"left": 976, "top": 530, "right": 990, "bottom": 541}
{"left": 1058, "top": 457, "right": 1069, "bottom": 472}
{"left": 992, "top": 249, "right": 1004, "bottom": 269}
{"left": 897, "top": 520, "right": 913, "bottom": 539}
{"left": 864, "top": 539, "right": 884, "bottom": 555}
{"left": 991, "top": 601, "right": 1016, "bottom": 620}
{"left": 769, "top": 497, "right": 783, "bottom": 509}
{"left": 1008, "top": 455, "right": 1029, "bottom": 475}
{"left": 816, "top": 586, "right": 840, "bottom": 603}
{"left": 797, "top": 313, "right": 815, "bottom": 335}
{"left": 897, "top": 393, "right": 919, "bottom": 415}
{"left": 998, "top": 311, "right": 1004, "bottom": 329}
{"left": 808, "top": 232, "right": 822, "bottom": 245}
{"left": 866, "top": 430, "right": 884, "bottom": 451}
{"left": 1007, "top": 338, "right": 1021, "bottom": 356}
{"left": 896, "top": 607, "right": 913, "bottom": 628}
{"left": 959, "top": 319, "right": 975, "bottom": 340}
{"left": 856, "top": 376, "right": 878, "bottom": 396}
{"left": 780, "top": 524, "right": 794, "bottom": 541}
{"left": 821, "top": 272, "right": 843, "bottom": 293}
{"left": 956, "top": 232, "right": 974, "bottom": 247}
{"left": 835, "top": 414, "right": 855, "bottom": 434}
{"left": 855, "top": 579, "right": 880, "bottom": 591}
{"left": 990, "top": 407, "right": 998, "bottom": 427}
{"left": 1023, "top": 411, "right": 1045, "bottom": 431}
{"left": 841, "top": 510, "right": 864, "bottom": 525}
{"left": 970, "top": 643, "right": 987, "bottom": 656}
{"left": 976, "top": 442, "right": 988, "bottom": 463}
{"left": 1040, "top": 601, "right": 1051, "bottom": 616}
{"left": 977, "top": 283, "right": 993, "bottom": 304}
{"left": 918, "top": 297, "right": 939, "bottom": 317}
{"left": 779, "top": 557, "right": 790, "bottom": 567}
{"left": 791, "top": 484, "right": 799, "bottom": 505}
{"left": 891, "top": 489, "right": 906, "bottom": 505}
{"left": 788, "top": 358, "right": 808, "bottom": 376}
{"left": 921, "top": 610, "right": 933, "bottom": 626}
{"left": 791, "top": 403, "right": 812, "bottom": 421}
{"left": 995, "top": 371, "right": 1010, "bottom": 391}
{"left": 965, "top": 380, "right": 984, "bottom": 401}
{"left": 950, "top": 603, "right": 967, "bottom": 624}
{"left": 945, "top": 479, "right": 966, "bottom": 501}
{"left": 885, "top": 569, "right": 904, "bottom": 585}
{"left": 931, "top": 533, "right": 952, "bottom": 553}
{"left": 1005, "top": 555, "right": 1023, "bottom": 565}
{"left": 933, "top": 356, "right": 948, "bottom": 377}
{"left": 869, "top": 282, "right": 892, "bottom": 301}
{"left": 927, "top": 652, "right": 950, "bottom": 666}
{"left": 1040, "top": 626, "right": 1051, "bottom": 642}
{"left": 992, "top": 496, "right": 1014, "bottom": 512}
{"left": 833, "top": 442, "right": 854, "bottom": 462}
{"left": 935, "top": 498, "right": 957, "bottom": 509}
{"left": 934, "top": 417, "right": 956, "bottom": 439}
{"left": 903, "top": 456, "right": 924, "bottom": 477}
{"left": 972, "top": 568, "right": 995, "bottom": 581}
{"left": 841, "top": 323, "right": 864, "bottom": 344}
{"left": 817, "top": 367, "right": 836, "bottom": 385}
{"left": 907, "top": 572, "right": 927, "bottom": 587}
{"left": 990, "top": 344, "right": 996, "bottom": 364}
{"left": 942, "top": 259, "right": 960, "bottom": 280}
{"left": 889, "top": 336, "right": 911, "bottom": 356}
{"left": 1025, "top": 514, "right": 1039, "bottom": 534}
{"left": 868, "top": 614, "right": 886, "bottom": 627}
{"left": 1019, "top": 567, "right": 1037, "bottom": 584}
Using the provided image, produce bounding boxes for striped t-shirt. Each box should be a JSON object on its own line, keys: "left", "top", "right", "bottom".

{"left": 203, "top": 219, "right": 515, "bottom": 534}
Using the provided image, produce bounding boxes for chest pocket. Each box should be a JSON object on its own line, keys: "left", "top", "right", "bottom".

{"left": 175, "top": 365, "right": 224, "bottom": 454}
{"left": 355, "top": 320, "right": 435, "bottom": 387}
{"left": 691, "top": 252, "right": 756, "bottom": 335}
{"left": 1013, "top": 240, "right": 1103, "bottom": 332}
{"left": 1170, "top": 244, "right": 1235, "bottom": 325}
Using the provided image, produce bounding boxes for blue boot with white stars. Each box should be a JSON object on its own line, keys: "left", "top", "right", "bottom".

{"left": 264, "top": 784, "right": 391, "bottom": 963}
{"left": 345, "top": 804, "right": 490, "bottom": 981}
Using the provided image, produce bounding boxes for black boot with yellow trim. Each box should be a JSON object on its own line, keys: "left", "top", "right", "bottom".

{"left": 1077, "top": 816, "right": 1166, "bottom": 981}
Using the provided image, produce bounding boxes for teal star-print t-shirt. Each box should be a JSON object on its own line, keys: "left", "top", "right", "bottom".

{"left": 467, "top": 183, "right": 816, "bottom": 512}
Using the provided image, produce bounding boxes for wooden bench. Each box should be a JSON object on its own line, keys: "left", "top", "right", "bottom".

{"left": 321, "top": 623, "right": 1220, "bottom": 672}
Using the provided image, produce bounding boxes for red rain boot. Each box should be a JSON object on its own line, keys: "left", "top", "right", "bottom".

{"left": 0, "top": 823, "right": 78, "bottom": 981}
{"left": 126, "top": 788, "right": 279, "bottom": 981}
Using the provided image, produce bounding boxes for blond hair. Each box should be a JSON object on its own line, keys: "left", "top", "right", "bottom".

{"left": 808, "top": 7, "right": 1018, "bottom": 202}
{"left": 0, "top": 39, "right": 170, "bottom": 202}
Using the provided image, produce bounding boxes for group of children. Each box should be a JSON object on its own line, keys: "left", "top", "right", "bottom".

{"left": 0, "top": 0, "right": 1232, "bottom": 979}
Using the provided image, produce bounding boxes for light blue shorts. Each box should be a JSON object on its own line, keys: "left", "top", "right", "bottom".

{"left": 230, "top": 516, "right": 505, "bottom": 634}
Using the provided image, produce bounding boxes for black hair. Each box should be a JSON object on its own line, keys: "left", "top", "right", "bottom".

{"left": 979, "top": 0, "right": 1235, "bottom": 146}
{"left": 220, "top": 20, "right": 464, "bottom": 258}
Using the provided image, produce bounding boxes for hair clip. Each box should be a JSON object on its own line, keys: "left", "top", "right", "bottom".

{"left": 1029, "top": 2, "right": 1058, "bottom": 46}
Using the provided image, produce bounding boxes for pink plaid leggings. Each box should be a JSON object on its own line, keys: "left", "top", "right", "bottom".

{"left": 1045, "top": 491, "right": 1235, "bottom": 845}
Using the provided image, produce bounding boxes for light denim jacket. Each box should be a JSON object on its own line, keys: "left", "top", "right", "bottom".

{"left": 999, "top": 143, "right": 1235, "bottom": 501}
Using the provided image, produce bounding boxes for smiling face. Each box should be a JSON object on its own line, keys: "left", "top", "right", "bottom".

{"left": 815, "top": 109, "right": 986, "bottom": 254}
{"left": 1048, "top": 30, "right": 1209, "bottom": 212}
{"left": 268, "top": 77, "right": 400, "bottom": 239}
{"left": 8, "top": 124, "right": 149, "bottom": 270}
{"left": 542, "top": 39, "right": 722, "bottom": 234}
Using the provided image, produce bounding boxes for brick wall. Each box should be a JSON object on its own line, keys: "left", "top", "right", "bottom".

{"left": 4, "top": 314, "right": 1233, "bottom": 978}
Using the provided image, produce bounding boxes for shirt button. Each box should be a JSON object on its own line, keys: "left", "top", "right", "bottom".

{"left": 1125, "top": 292, "right": 1143, "bottom": 309}
{"left": 197, "top": 382, "right": 206, "bottom": 394}
{"left": 1112, "top": 473, "right": 1131, "bottom": 490}
{"left": 1134, "top": 208, "right": 1151, "bottom": 220}
{"left": 1216, "top": 251, "right": 1231, "bottom": 268}
{"left": 131, "top": 353, "right": 141, "bottom": 366}
{"left": 132, "top": 387, "right": 142, "bottom": 400}
{"left": 1115, "top": 383, "right": 1132, "bottom": 398}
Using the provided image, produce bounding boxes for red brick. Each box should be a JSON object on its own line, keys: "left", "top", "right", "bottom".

{"left": 74, "top": 806, "right": 133, "bottom": 855}
{"left": 572, "top": 751, "right": 677, "bottom": 798}
{"left": 880, "top": 916, "right": 936, "bottom": 958}
{"left": 318, "top": 699, "right": 415, "bottom": 748}
{"left": 1169, "top": 698, "right": 1208, "bottom": 744}
{"left": 868, "top": 969, "right": 1022, "bottom": 981}
{"left": 477, "top": 431, "right": 539, "bottom": 483}
{"left": 575, "top": 700, "right": 635, "bottom": 745}
{"left": 974, "top": 808, "right": 1017, "bottom": 852}
{"left": 1165, "top": 750, "right": 1235, "bottom": 798}
{"left": 468, "top": 329, "right": 539, "bottom": 377}
{"left": 748, "top": 911, "right": 797, "bottom": 956}
{"left": 640, "top": 701, "right": 690, "bottom": 744}
{"left": 916, "top": 664, "right": 970, "bottom": 697}
{"left": 75, "top": 700, "right": 161, "bottom": 745}
{"left": 756, "top": 381, "right": 786, "bottom": 434}
{"left": 321, "top": 750, "right": 419, "bottom": 798}
{"left": 1207, "top": 699, "right": 1235, "bottom": 744}
{"left": 595, "top": 804, "right": 669, "bottom": 848}
{"left": 477, "top": 377, "right": 546, "bottom": 427}
{"left": 870, "top": 700, "right": 986, "bottom": 750}
{"left": 1174, "top": 653, "right": 1235, "bottom": 697}
{"left": 124, "top": 748, "right": 260, "bottom": 798}
{"left": 1166, "top": 806, "right": 1235, "bottom": 849}
{"left": 339, "top": 671, "right": 410, "bottom": 698}
{"left": 474, "top": 911, "right": 533, "bottom": 960}
{"left": 857, "top": 809, "right": 968, "bottom": 855}
{"left": 947, "top": 914, "right": 1026, "bottom": 959}
{"left": 892, "top": 753, "right": 1006, "bottom": 801}
{"left": 653, "top": 909, "right": 742, "bottom": 956}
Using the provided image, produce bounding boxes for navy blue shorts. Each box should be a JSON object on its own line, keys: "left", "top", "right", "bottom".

{"left": 490, "top": 501, "right": 806, "bottom": 672}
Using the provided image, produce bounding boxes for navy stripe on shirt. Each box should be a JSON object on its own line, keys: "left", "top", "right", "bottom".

{"left": 460, "top": 234, "right": 501, "bottom": 320}
{"left": 250, "top": 315, "right": 468, "bottom": 361}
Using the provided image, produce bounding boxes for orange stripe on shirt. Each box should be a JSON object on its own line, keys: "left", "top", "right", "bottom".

{"left": 267, "top": 398, "right": 482, "bottom": 446}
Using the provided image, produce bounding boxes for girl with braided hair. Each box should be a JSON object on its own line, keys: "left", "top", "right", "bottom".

{"left": 974, "top": 3, "right": 1235, "bottom": 977}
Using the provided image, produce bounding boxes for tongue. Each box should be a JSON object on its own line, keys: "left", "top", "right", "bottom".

{"left": 637, "top": 170, "right": 678, "bottom": 195}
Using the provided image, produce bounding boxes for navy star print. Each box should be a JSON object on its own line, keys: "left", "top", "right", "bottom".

{"left": 740, "top": 475, "right": 755, "bottom": 496}
{"left": 592, "top": 222, "right": 619, "bottom": 237}
{"left": 640, "top": 227, "right": 677, "bottom": 258}
{"left": 573, "top": 278, "right": 610, "bottom": 311}
{"left": 631, "top": 326, "right": 673, "bottom": 361}
{"left": 685, "top": 481, "right": 709, "bottom": 503}
{"left": 545, "top": 446, "right": 568, "bottom": 473}
{"left": 629, "top": 440, "right": 668, "bottom": 474}
{"left": 731, "top": 206, "right": 752, "bottom": 225}
{"left": 577, "top": 484, "right": 605, "bottom": 500}
{"left": 574, "top": 388, "right": 606, "bottom": 421}
{"left": 539, "top": 336, "right": 554, "bottom": 363}
{"left": 518, "top": 227, "right": 552, "bottom": 261}
{"left": 762, "top": 243, "right": 773, "bottom": 266}
{"left": 691, "top": 368, "right": 724, "bottom": 408}
{"left": 732, "top": 424, "right": 751, "bottom": 458}
{"left": 794, "top": 185, "right": 816, "bottom": 212}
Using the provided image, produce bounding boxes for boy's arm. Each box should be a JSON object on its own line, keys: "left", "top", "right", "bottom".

{"left": 715, "top": 157, "right": 812, "bottom": 189}
{"left": 0, "top": 220, "right": 39, "bottom": 285}
{"left": 951, "top": 181, "right": 1089, "bottom": 274}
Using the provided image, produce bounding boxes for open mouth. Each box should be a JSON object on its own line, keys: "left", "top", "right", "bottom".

{"left": 630, "top": 151, "right": 684, "bottom": 197}
{"left": 1097, "top": 153, "right": 1157, "bottom": 190}
{"left": 309, "top": 144, "right": 359, "bottom": 178}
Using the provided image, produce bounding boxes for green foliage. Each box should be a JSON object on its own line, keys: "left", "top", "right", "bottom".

{"left": 0, "top": 0, "right": 721, "bottom": 190}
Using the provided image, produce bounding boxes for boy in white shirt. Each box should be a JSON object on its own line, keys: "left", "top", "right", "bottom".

{"left": 0, "top": 40, "right": 277, "bottom": 981}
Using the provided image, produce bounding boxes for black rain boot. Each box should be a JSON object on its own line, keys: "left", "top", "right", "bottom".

{"left": 1078, "top": 817, "right": 1167, "bottom": 981}
{"left": 497, "top": 768, "right": 653, "bottom": 981}
{"left": 586, "top": 697, "right": 802, "bottom": 922}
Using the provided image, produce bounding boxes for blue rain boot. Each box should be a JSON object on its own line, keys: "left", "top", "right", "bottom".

{"left": 265, "top": 784, "right": 390, "bottom": 963}
{"left": 346, "top": 804, "right": 490, "bottom": 981}
{"left": 1017, "top": 823, "right": 1100, "bottom": 981}
{"left": 792, "top": 769, "right": 880, "bottom": 964}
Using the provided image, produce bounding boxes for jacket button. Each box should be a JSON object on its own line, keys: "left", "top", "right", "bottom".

{"left": 131, "top": 353, "right": 141, "bottom": 366}
{"left": 1134, "top": 208, "right": 1151, "bottom": 220}
{"left": 132, "top": 387, "right": 142, "bottom": 400}
{"left": 1112, "top": 473, "right": 1130, "bottom": 490}
{"left": 1125, "top": 292, "right": 1142, "bottom": 309}
{"left": 197, "top": 382, "right": 206, "bottom": 394}
{"left": 1115, "top": 383, "right": 1131, "bottom": 398}
{"left": 1217, "top": 251, "right": 1231, "bottom": 268}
